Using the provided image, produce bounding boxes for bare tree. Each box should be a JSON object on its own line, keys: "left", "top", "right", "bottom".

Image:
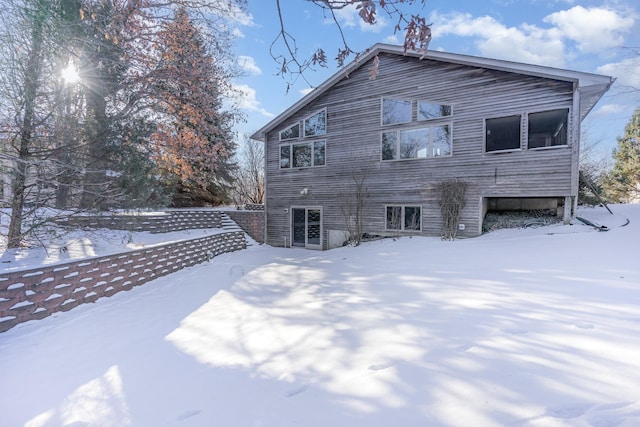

{"left": 338, "top": 168, "right": 368, "bottom": 246}
{"left": 579, "top": 125, "right": 613, "bottom": 205}
{"left": 273, "top": 0, "right": 431, "bottom": 89}
{"left": 438, "top": 179, "right": 467, "bottom": 240}
{"left": 231, "top": 135, "right": 264, "bottom": 207}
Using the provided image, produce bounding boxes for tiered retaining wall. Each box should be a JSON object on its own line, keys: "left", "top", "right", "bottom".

{"left": 57, "top": 210, "right": 223, "bottom": 233}
{"left": 0, "top": 231, "right": 246, "bottom": 333}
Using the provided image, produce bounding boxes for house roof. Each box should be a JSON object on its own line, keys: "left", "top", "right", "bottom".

{"left": 250, "top": 43, "right": 614, "bottom": 141}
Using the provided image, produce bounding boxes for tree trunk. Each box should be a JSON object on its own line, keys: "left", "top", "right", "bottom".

{"left": 7, "top": 7, "right": 45, "bottom": 249}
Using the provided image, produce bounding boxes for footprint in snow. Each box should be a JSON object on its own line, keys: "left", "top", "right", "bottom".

{"left": 177, "top": 409, "right": 202, "bottom": 421}
{"left": 285, "top": 385, "right": 308, "bottom": 398}
{"left": 229, "top": 265, "right": 245, "bottom": 278}
{"left": 574, "top": 323, "right": 595, "bottom": 329}
{"left": 368, "top": 362, "right": 393, "bottom": 371}
{"left": 502, "top": 327, "right": 529, "bottom": 335}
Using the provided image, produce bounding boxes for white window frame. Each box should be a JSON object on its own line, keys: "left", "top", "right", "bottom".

{"left": 484, "top": 114, "right": 523, "bottom": 154}
{"left": 418, "top": 101, "right": 453, "bottom": 121}
{"left": 279, "top": 139, "right": 326, "bottom": 169}
{"left": 526, "top": 108, "right": 570, "bottom": 150}
{"left": 381, "top": 98, "right": 413, "bottom": 125}
{"left": 303, "top": 108, "right": 327, "bottom": 137}
{"left": 385, "top": 205, "right": 422, "bottom": 231}
{"left": 279, "top": 122, "right": 300, "bottom": 141}
{"left": 381, "top": 123, "right": 452, "bottom": 161}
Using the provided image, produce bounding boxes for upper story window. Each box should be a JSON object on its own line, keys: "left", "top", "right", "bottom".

{"left": 382, "top": 98, "right": 412, "bottom": 125}
{"left": 304, "top": 109, "right": 326, "bottom": 137}
{"left": 280, "top": 140, "right": 325, "bottom": 169}
{"left": 279, "top": 123, "right": 300, "bottom": 141}
{"left": 485, "top": 115, "right": 521, "bottom": 152}
{"left": 418, "top": 102, "right": 452, "bottom": 121}
{"left": 382, "top": 124, "right": 452, "bottom": 161}
{"left": 528, "top": 108, "right": 568, "bottom": 149}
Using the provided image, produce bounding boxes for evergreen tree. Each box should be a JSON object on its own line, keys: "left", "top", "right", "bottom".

{"left": 604, "top": 108, "right": 640, "bottom": 203}
{"left": 150, "top": 7, "right": 240, "bottom": 206}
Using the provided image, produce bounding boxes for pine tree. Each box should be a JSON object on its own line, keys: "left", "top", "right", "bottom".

{"left": 150, "top": 7, "right": 239, "bottom": 206}
{"left": 604, "top": 108, "right": 640, "bottom": 203}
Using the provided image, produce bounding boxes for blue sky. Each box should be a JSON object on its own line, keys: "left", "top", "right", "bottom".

{"left": 230, "top": 0, "right": 639, "bottom": 155}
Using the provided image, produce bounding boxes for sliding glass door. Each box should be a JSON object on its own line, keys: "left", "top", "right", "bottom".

{"left": 291, "top": 207, "right": 322, "bottom": 250}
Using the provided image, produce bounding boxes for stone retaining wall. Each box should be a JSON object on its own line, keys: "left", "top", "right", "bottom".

{"left": 225, "top": 211, "right": 265, "bottom": 243}
{"left": 57, "top": 210, "right": 223, "bottom": 233}
{"left": 0, "top": 231, "right": 246, "bottom": 333}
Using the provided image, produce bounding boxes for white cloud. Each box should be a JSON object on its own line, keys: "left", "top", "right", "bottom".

{"left": 299, "top": 87, "right": 314, "bottom": 97}
{"left": 383, "top": 34, "right": 401, "bottom": 45}
{"left": 429, "top": 6, "right": 636, "bottom": 67}
{"left": 238, "top": 56, "right": 262, "bottom": 75}
{"left": 543, "top": 6, "right": 635, "bottom": 53}
{"left": 597, "top": 56, "right": 640, "bottom": 94}
{"left": 593, "top": 103, "right": 629, "bottom": 116}
{"left": 232, "top": 27, "right": 245, "bottom": 38}
{"left": 430, "top": 12, "right": 567, "bottom": 66}
{"left": 232, "top": 84, "right": 274, "bottom": 118}
{"left": 325, "top": 3, "right": 389, "bottom": 33}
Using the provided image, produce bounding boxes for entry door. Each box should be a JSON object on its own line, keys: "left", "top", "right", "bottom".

{"left": 291, "top": 207, "right": 322, "bottom": 250}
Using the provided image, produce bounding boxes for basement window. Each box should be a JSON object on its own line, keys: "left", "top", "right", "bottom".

{"left": 528, "top": 109, "right": 568, "bottom": 149}
{"left": 386, "top": 205, "right": 421, "bottom": 231}
{"left": 485, "top": 115, "right": 521, "bottom": 152}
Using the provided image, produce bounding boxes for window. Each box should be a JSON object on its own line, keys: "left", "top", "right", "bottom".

{"left": 528, "top": 109, "right": 568, "bottom": 148}
{"left": 418, "top": 102, "right": 452, "bottom": 121}
{"left": 386, "top": 205, "right": 421, "bottom": 231}
{"left": 304, "top": 110, "right": 326, "bottom": 137}
{"left": 292, "top": 143, "right": 312, "bottom": 168}
{"left": 280, "top": 140, "right": 326, "bottom": 169}
{"left": 280, "top": 123, "right": 300, "bottom": 141}
{"left": 485, "top": 115, "right": 521, "bottom": 152}
{"left": 432, "top": 125, "right": 452, "bottom": 157}
{"left": 382, "top": 98, "right": 412, "bottom": 125}
{"left": 382, "top": 125, "right": 452, "bottom": 161}
{"left": 280, "top": 145, "right": 291, "bottom": 168}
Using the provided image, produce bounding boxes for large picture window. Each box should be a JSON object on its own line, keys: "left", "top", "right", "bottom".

{"left": 382, "top": 124, "right": 451, "bottom": 161}
{"left": 280, "top": 140, "right": 326, "bottom": 169}
{"left": 528, "top": 109, "right": 568, "bottom": 148}
{"left": 386, "top": 205, "right": 421, "bottom": 231}
{"left": 485, "top": 115, "right": 521, "bottom": 152}
{"left": 382, "top": 98, "right": 412, "bottom": 125}
{"left": 304, "top": 110, "right": 326, "bottom": 137}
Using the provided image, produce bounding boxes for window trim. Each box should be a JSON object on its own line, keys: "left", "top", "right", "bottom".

{"left": 484, "top": 114, "right": 523, "bottom": 154}
{"left": 417, "top": 101, "right": 453, "bottom": 121}
{"left": 279, "top": 122, "right": 300, "bottom": 141}
{"left": 526, "top": 108, "right": 570, "bottom": 150}
{"left": 381, "top": 97, "right": 413, "bottom": 126}
{"left": 385, "top": 205, "right": 422, "bottom": 232}
{"left": 381, "top": 123, "right": 453, "bottom": 161}
{"left": 303, "top": 108, "right": 327, "bottom": 138}
{"left": 279, "top": 139, "right": 327, "bottom": 169}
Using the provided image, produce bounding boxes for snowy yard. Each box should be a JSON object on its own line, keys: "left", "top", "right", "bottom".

{"left": 1, "top": 205, "right": 639, "bottom": 427}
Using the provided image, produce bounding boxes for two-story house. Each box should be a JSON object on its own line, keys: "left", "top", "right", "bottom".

{"left": 251, "top": 43, "right": 613, "bottom": 250}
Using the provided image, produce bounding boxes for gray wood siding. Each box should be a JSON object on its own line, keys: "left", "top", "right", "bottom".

{"left": 264, "top": 53, "right": 577, "bottom": 248}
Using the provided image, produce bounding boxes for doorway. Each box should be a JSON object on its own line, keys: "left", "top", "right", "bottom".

{"left": 291, "top": 207, "right": 322, "bottom": 250}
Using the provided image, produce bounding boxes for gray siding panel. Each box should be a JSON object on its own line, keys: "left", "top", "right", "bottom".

{"left": 264, "top": 53, "right": 577, "bottom": 248}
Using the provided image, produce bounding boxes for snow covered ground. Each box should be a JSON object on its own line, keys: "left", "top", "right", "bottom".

{"left": 0, "top": 205, "right": 639, "bottom": 427}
